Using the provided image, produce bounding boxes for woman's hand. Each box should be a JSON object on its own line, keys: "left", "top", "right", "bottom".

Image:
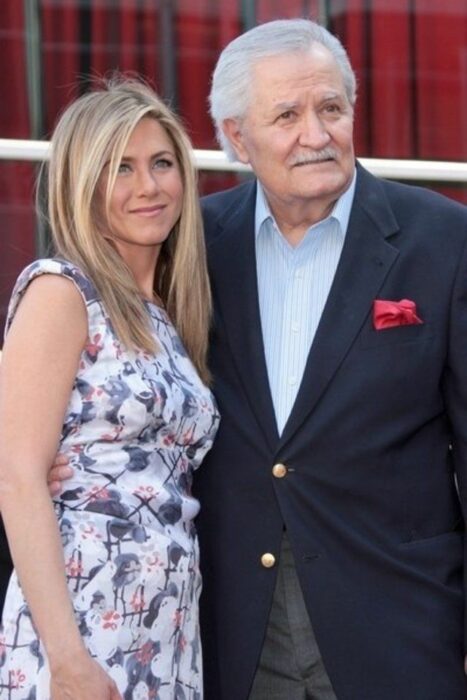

{"left": 51, "top": 651, "right": 122, "bottom": 700}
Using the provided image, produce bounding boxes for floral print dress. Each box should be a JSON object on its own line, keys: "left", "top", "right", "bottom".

{"left": 0, "top": 259, "right": 219, "bottom": 700}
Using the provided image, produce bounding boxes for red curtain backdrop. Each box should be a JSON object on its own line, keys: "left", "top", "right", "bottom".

{"left": 7, "top": 0, "right": 467, "bottom": 183}
{"left": 176, "top": 0, "right": 242, "bottom": 193}
{"left": 176, "top": 0, "right": 241, "bottom": 150}
{"left": 89, "top": 0, "right": 161, "bottom": 82}
{"left": 0, "top": 2, "right": 35, "bottom": 336}
{"left": 331, "top": 0, "right": 467, "bottom": 161}
{"left": 41, "top": 0, "right": 81, "bottom": 134}
{"left": 331, "top": 0, "right": 466, "bottom": 198}
{"left": 41, "top": 0, "right": 162, "bottom": 133}
{"left": 414, "top": 0, "right": 466, "bottom": 160}
{"left": 257, "top": 0, "right": 323, "bottom": 21}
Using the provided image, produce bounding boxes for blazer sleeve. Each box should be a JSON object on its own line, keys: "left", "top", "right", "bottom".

{"left": 443, "top": 223, "right": 467, "bottom": 651}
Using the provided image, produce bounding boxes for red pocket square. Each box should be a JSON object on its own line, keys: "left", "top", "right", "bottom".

{"left": 373, "top": 299, "right": 423, "bottom": 330}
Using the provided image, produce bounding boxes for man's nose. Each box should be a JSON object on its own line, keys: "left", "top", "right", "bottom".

{"left": 298, "top": 112, "right": 331, "bottom": 148}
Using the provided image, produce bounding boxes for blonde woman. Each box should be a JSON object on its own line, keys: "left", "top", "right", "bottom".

{"left": 0, "top": 79, "right": 219, "bottom": 699}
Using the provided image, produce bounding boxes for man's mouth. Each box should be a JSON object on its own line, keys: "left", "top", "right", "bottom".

{"left": 294, "top": 158, "right": 334, "bottom": 167}
{"left": 291, "top": 148, "right": 338, "bottom": 167}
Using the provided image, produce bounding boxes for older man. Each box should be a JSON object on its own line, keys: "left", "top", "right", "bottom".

{"left": 194, "top": 18, "right": 467, "bottom": 700}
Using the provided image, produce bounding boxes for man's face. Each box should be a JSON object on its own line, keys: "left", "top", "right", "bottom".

{"left": 223, "top": 46, "right": 355, "bottom": 226}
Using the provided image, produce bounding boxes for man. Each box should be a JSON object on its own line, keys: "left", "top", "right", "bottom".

{"left": 1, "top": 17, "right": 466, "bottom": 700}
{"left": 194, "top": 18, "right": 467, "bottom": 700}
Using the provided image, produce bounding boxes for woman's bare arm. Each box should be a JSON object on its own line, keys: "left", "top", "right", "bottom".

{"left": 0, "top": 274, "right": 121, "bottom": 699}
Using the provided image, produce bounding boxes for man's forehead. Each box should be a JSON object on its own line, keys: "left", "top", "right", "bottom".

{"left": 269, "top": 89, "right": 344, "bottom": 110}
{"left": 252, "top": 48, "right": 342, "bottom": 83}
{"left": 248, "top": 50, "right": 347, "bottom": 104}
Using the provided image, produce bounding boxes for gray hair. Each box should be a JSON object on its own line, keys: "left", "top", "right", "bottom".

{"left": 209, "top": 18, "right": 357, "bottom": 161}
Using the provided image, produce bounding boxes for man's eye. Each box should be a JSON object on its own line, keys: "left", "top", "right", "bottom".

{"left": 278, "top": 111, "right": 294, "bottom": 121}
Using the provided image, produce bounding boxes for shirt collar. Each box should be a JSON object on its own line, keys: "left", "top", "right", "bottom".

{"left": 255, "top": 167, "right": 357, "bottom": 240}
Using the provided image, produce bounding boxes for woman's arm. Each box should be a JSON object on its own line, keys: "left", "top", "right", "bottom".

{"left": 0, "top": 274, "right": 121, "bottom": 699}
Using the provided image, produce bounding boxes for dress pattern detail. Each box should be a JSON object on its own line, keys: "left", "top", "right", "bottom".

{"left": 0, "top": 259, "right": 219, "bottom": 700}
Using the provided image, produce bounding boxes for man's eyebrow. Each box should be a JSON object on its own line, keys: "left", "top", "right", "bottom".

{"left": 270, "top": 101, "right": 300, "bottom": 114}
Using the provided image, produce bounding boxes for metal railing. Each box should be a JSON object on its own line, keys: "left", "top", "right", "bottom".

{"left": 1, "top": 138, "right": 466, "bottom": 184}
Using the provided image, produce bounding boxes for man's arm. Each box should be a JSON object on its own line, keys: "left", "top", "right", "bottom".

{"left": 441, "top": 219, "right": 467, "bottom": 673}
{"left": 48, "top": 454, "right": 74, "bottom": 495}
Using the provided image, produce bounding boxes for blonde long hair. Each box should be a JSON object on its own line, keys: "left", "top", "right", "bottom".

{"left": 42, "top": 77, "right": 211, "bottom": 383}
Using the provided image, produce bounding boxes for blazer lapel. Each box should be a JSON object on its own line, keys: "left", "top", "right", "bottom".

{"left": 207, "top": 181, "right": 279, "bottom": 449}
{"left": 278, "top": 165, "right": 401, "bottom": 450}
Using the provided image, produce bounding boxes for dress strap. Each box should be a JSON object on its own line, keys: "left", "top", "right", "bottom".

{"left": 5, "top": 258, "right": 104, "bottom": 341}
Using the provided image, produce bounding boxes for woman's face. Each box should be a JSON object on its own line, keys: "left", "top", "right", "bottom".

{"left": 98, "top": 117, "right": 184, "bottom": 264}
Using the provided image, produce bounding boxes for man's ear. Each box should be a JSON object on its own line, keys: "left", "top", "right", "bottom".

{"left": 222, "top": 118, "right": 250, "bottom": 164}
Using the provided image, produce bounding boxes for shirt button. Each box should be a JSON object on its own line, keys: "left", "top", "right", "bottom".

{"left": 261, "top": 553, "right": 276, "bottom": 568}
{"left": 272, "top": 463, "right": 287, "bottom": 478}
{"left": 291, "top": 323, "right": 299, "bottom": 333}
{"left": 289, "top": 376, "right": 297, "bottom": 385}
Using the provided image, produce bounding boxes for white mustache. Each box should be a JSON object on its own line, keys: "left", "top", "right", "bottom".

{"left": 290, "top": 148, "right": 338, "bottom": 166}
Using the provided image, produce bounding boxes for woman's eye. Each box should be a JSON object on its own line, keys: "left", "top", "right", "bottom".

{"left": 153, "top": 158, "right": 173, "bottom": 169}
{"left": 117, "top": 162, "right": 131, "bottom": 173}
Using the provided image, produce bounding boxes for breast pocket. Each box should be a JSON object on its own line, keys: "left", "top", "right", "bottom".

{"left": 359, "top": 321, "right": 434, "bottom": 349}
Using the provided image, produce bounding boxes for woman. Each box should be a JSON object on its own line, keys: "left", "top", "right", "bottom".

{"left": 0, "top": 78, "right": 219, "bottom": 699}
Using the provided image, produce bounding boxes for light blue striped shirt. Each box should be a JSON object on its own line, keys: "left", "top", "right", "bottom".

{"left": 255, "top": 172, "right": 357, "bottom": 435}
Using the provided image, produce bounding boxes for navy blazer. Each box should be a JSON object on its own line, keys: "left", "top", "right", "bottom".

{"left": 194, "top": 163, "right": 467, "bottom": 699}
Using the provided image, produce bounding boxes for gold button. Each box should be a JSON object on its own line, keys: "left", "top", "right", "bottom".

{"left": 272, "top": 463, "right": 287, "bottom": 478}
{"left": 261, "top": 553, "right": 276, "bottom": 568}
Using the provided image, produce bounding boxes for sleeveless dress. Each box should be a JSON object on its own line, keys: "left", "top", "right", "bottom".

{"left": 0, "top": 259, "right": 220, "bottom": 700}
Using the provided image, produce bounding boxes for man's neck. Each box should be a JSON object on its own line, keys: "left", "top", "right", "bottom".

{"left": 256, "top": 169, "right": 357, "bottom": 247}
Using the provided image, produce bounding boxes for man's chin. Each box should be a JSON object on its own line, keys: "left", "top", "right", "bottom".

{"left": 294, "top": 174, "right": 350, "bottom": 196}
